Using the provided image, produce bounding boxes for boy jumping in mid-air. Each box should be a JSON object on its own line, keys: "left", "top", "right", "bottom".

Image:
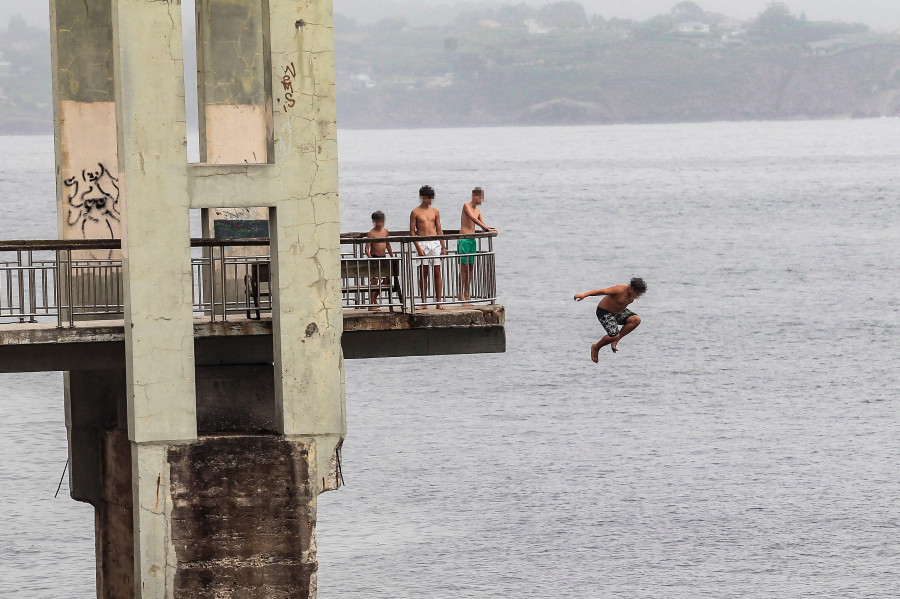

{"left": 574, "top": 277, "right": 647, "bottom": 362}
{"left": 366, "top": 211, "right": 394, "bottom": 311}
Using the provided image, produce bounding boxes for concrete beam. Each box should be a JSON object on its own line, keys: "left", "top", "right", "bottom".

{"left": 0, "top": 308, "right": 506, "bottom": 373}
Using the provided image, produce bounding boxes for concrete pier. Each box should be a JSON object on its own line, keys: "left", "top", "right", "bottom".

{"left": 48, "top": 0, "right": 346, "bottom": 596}
{"left": 0, "top": 1, "right": 507, "bottom": 597}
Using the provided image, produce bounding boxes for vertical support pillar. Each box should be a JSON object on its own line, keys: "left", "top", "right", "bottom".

{"left": 268, "top": 1, "right": 346, "bottom": 487}
{"left": 196, "top": 0, "right": 272, "bottom": 165}
{"left": 110, "top": 1, "right": 197, "bottom": 597}
{"left": 50, "top": 0, "right": 121, "bottom": 258}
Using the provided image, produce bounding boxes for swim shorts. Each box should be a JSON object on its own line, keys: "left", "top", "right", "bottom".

{"left": 596, "top": 306, "right": 637, "bottom": 337}
{"left": 457, "top": 237, "right": 477, "bottom": 265}
{"left": 417, "top": 240, "right": 443, "bottom": 266}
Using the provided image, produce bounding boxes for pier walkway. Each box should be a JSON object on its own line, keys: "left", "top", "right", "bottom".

{"left": 0, "top": 231, "right": 504, "bottom": 372}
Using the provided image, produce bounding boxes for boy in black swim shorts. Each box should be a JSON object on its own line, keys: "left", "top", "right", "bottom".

{"left": 574, "top": 278, "right": 647, "bottom": 362}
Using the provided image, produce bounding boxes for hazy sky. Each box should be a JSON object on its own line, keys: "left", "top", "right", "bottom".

{"left": 4, "top": 1, "right": 899, "bottom": 30}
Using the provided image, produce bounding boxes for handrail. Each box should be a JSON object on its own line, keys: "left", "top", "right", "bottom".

{"left": 0, "top": 231, "right": 497, "bottom": 252}
{"left": 340, "top": 230, "right": 498, "bottom": 243}
{"left": 0, "top": 240, "right": 123, "bottom": 251}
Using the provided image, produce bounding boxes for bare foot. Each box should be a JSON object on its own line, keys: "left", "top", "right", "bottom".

{"left": 436, "top": 304, "right": 447, "bottom": 310}
{"left": 610, "top": 341, "right": 619, "bottom": 353}
{"left": 591, "top": 343, "right": 600, "bottom": 363}
{"left": 368, "top": 307, "right": 381, "bottom": 312}
{"left": 462, "top": 302, "right": 474, "bottom": 307}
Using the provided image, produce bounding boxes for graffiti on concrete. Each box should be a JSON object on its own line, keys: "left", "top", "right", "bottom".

{"left": 64, "top": 163, "right": 121, "bottom": 239}
{"left": 276, "top": 63, "right": 297, "bottom": 113}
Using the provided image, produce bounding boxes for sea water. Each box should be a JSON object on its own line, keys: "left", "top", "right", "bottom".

{"left": 0, "top": 120, "right": 897, "bottom": 598}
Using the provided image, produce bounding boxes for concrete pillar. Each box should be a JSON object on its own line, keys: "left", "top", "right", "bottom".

{"left": 64, "top": 369, "right": 127, "bottom": 506}
{"left": 110, "top": 2, "right": 197, "bottom": 596}
{"left": 196, "top": 0, "right": 271, "bottom": 165}
{"left": 50, "top": 0, "right": 120, "bottom": 259}
{"left": 267, "top": 0, "right": 345, "bottom": 478}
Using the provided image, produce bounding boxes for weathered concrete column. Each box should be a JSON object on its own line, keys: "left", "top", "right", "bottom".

{"left": 197, "top": 0, "right": 271, "bottom": 165}
{"left": 111, "top": 2, "right": 197, "bottom": 597}
{"left": 267, "top": 0, "right": 345, "bottom": 489}
{"left": 50, "top": 0, "right": 121, "bottom": 257}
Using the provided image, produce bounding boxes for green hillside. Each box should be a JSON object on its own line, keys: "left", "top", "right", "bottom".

{"left": 2, "top": 3, "right": 899, "bottom": 134}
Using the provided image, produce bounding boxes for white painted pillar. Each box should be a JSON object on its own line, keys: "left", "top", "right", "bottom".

{"left": 111, "top": 1, "right": 197, "bottom": 596}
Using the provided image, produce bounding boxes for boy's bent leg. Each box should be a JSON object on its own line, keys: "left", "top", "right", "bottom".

{"left": 610, "top": 315, "right": 641, "bottom": 353}
{"left": 591, "top": 335, "right": 616, "bottom": 363}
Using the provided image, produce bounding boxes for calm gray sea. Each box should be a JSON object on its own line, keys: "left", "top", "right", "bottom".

{"left": 0, "top": 120, "right": 897, "bottom": 598}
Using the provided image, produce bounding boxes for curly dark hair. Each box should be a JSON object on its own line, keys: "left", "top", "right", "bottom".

{"left": 630, "top": 277, "right": 647, "bottom": 294}
{"left": 419, "top": 185, "right": 435, "bottom": 199}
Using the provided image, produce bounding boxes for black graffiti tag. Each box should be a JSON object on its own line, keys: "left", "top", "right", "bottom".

{"left": 64, "top": 163, "right": 121, "bottom": 239}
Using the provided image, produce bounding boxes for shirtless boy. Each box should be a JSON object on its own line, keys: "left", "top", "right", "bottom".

{"left": 365, "top": 211, "right": 394, "bottom": 310}
{"left": 458, "top": 187, "right": 497, "bottom": 305}
{"left": 410, "top": 185, "right": 447, "bottom": 309}
{"left": 574, "top": 278, "right": 647, "bottom": 362}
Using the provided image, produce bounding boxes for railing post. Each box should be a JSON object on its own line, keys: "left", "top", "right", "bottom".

{"left": 54, "top": 249, "right": 63, "bottom": 328}
{"left": 208, "top": 246, "right": 217, "bottom": 323}
{"left": 16, "top": 250, "right": 25, "bottom": 323}
{"left": 489, "top": 234, "right": 496, "bottom": 305}
{"left": 220, "top": 245, "right": 228, "bottom": 322}
{"left": 26, "top": 250, "right": 37, "bottom": 323}
{"left": 66, "top": 249, "right": 75, "bottom": 328}
{"left": 404, "top": 241, "right": 415, "bottom": 314}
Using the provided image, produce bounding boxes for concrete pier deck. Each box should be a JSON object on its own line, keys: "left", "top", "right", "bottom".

{"left": 0, "top": 306, "right": 505, "bottom": 373}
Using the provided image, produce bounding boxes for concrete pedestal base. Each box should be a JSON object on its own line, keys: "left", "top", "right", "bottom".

{"left": 94, "top": 430, "right": 321, "bottom": 598}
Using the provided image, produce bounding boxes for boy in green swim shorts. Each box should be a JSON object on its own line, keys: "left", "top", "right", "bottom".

{"left": 458, "top": 187, "right": 497, "bottom": 305}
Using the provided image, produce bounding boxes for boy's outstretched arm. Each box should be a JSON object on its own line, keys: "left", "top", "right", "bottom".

{"left": 574, "top": 288, "right": 614, "bottom": 301}
{"left": 464, "top": 203, "right": 497, "bottom": 232}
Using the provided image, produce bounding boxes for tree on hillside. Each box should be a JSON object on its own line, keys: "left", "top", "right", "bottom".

{"left": 493, "top": 4, "right": 537, "bottom": 27}
{"left": 635, "top": 14, "right": 675, "bottom": 39}
{"left": 754, "top": 2, "right": 798, "bottom": 31}
{"left": 750, "top": 2, "right": 869, "bottom": 43}
{"left": 671, "top": 2, "right": 705, "bottom": 23}
{"left": 538, "top": 2, "right": 589, "bottom": 29}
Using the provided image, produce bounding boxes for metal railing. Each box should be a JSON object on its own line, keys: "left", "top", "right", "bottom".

{"left": 0, "top": 231, "right": 498, "bottom": 326}
{"left": 0, "top": 240, "right": 122, "bottom": 327}
{"left": 339, "top": 230, "right": 497, "bottom": 313}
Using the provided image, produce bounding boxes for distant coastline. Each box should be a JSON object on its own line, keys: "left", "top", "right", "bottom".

{"left": 6, "top": 115, "right": 899, "bottom": 139}
{"left": 3, "top": 3, "right": 900, "bottom": 135}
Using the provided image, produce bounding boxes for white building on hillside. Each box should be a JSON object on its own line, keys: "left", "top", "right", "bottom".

{"left": 677, "top": 22, "right": 711, "bottom": 34}
{"left": 525, "top": 19, "right": 552, "bottom": 35}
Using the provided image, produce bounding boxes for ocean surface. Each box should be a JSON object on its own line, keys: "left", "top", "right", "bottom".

{"left": 0, "top": 120, "right": 897, "bottom": 598}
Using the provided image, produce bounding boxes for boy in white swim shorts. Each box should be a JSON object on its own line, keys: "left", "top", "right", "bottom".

{"left": 410, "top": 185, "right": 447, "bottom": 308}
